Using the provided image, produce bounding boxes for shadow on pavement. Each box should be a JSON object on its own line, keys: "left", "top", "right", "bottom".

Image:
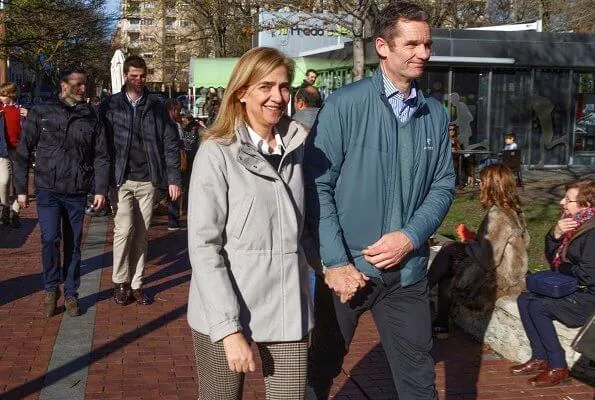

{"left": 0, "top": 217, "right": 37, "bottom": 248}
{"left": 0, "top": 306, "right": 187, "bottom": 400}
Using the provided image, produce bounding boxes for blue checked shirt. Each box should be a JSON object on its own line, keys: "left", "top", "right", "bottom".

{"left": 383, "top": 73, "right": 417, "bottom": 123}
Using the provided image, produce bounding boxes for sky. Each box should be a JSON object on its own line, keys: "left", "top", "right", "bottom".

{"left": 106, "top": 0, "right": 120, "bottom": 17}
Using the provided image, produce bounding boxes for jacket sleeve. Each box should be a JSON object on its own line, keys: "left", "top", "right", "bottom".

{"left": 187, "top": 141, "right": 242, "bottom": 342}
{"left": 544, "top": 229, "right": 559, "bottom": 266}
{"left": 162, "top": 108, "right": 182, "bottom": 187}
{"left": 557, "top": 228, "right": 595, "bottom": 287}
{"left": 304, "top": 101, "right": 351, "bottom": 269}
{"left": 92, "top": 116, "right": 110, "bottom": 196}
{"left": 401, "top": 108, "right": 455, "bottom": 249}
{"left": 13, "top": 107, "right": 40, "bottom": 195}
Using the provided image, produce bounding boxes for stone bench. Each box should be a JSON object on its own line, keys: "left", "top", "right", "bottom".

{"left": 452, "top": 295, "right": 594, "bottom": 377}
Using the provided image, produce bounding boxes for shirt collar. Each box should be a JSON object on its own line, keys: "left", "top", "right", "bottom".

{"left": 246, "top": 124, "right": 285, "bottom": 155}
{"left": 382, "top": 72, "right": 417, "bottom": 102}
{"left": 125, "top": 91, "right": 144, "bottom": 108}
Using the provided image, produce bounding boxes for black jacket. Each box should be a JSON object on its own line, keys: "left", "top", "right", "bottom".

{"left": 14, "top": 99, "right": 109, "bottom": 195}
{"left": 99, "top": 89, "right": 181, "bottom": 188}
{"left": 545, "top": 222, "right": 595, "bottom": 293}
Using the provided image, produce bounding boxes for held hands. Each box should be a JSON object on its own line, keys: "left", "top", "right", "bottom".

{"left": 17, "top": 194, "right": 29, "bottom": 208}
{"left": 553, "top": 217, "right": 578, "bottom": 239}
{"left": 324, "top": 264, "right": 369, "bottom": 303}
{"left": 362, "top": 231, "right": 413, "bottom": 269}
{"left": 222, "top": 332, "right": 256, "bottom": 373}
{"left": 169, "top": 184, "right": 182, "bottom": 201}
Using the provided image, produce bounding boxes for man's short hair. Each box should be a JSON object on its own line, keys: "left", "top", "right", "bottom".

{"left": 123, "top": 55, "right": 147, "bottom": 74}
{"left": 295, "top": 85, "right": 322, "bottom": 108}
{"left": 59, "top": 68, "right": 87, "bottom": 83}
{"left": 374, "top": 2, "right": 430, "bottom": 45}
{"left": 165, "top": 98, "right": 181, "bottom": 111}
{"left": 504, "top": 131, "right": 516, "bottom": 141}
{"left": 305, "top": 69, "right": 318, "bottom": 76}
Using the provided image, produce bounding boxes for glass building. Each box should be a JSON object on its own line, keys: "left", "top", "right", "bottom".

{"left": 307, "top": 29, "right": 595, "bottom": 168}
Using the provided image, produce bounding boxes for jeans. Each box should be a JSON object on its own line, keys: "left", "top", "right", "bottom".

{"left": 36, "top": 190, "right": 87, "bottom": 298}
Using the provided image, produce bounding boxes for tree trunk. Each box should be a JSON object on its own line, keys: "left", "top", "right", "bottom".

{"left": 352, "top": 18, "right": 365, "bottom": 81}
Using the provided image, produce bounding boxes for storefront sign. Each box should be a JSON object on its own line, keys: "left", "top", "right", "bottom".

{"left": 257, "top": 11, "right": 352, "bottom": 57}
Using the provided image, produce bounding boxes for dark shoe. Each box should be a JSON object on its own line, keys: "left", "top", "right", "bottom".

{"left": 432, "top": 324, "right": 450, "bottom": 339}
{"left": 43, "top": 289, "right": 60, "bottom": 317}
{"left": 510, "top": 359, "right": 548, "bottom": 376}
{"left": 167, "top": 224, "right": 180, "bottom": 231}
{"left": 64, "top": 297, "right": 81, "bottom": 317}
{"left": 113, "top": 283, "right": 131, "bottom": 305}
{"left": 131, "top": 288, "right": 151, "bottom": 305}
{"left": 10, "top": 213, "right": 21, "bottom": 228}
{"left": 528, "top": 367, "right": 571, "bottom": 387}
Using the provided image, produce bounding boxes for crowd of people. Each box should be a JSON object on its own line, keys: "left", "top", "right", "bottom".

{"left": 1, "top": 1, "right": 593, "bottom": 399}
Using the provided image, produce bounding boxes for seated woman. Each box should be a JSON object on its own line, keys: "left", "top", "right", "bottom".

{"left": 510, "top": 179, "right": 595, "bottom": 387}
{"left": 428, "top": 164, "right": 530, "bottom": 338}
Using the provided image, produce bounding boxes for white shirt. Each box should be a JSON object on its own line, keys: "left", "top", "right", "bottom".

{"left": 246, "top": 125, "right": 285, "bottom": 155}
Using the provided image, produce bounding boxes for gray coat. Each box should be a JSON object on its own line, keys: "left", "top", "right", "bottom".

{"left": 187, "top": 118, "right": 314, "bottom": 343}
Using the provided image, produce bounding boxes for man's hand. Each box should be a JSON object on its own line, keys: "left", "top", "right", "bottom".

{"left": 169, "top": 184, "right": 182, "bottom": 201}
{"left": 362, "top": 231, "right": 413, "bottom": 269}
{"left": 324, "top": 264, "right": 369, "bottom": 303}
{"left": 93, "top": 195, "right": 105, "bottom": 210}
{"left": 17, "top": 194, "right": 29, "bottom": 208}
{"left": 222, "top": 332, "right": 256, "bottom": 373}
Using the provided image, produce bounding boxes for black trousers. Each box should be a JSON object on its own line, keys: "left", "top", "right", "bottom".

{"left": 308, "top": 269, "right": 438, "bottom": 400}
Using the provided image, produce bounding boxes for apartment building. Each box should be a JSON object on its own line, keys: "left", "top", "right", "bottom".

{"left": 114, "top": 0, "right": 194, "bottom": 93}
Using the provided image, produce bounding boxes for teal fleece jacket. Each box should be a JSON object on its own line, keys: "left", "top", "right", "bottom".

{"left": 304, "top": 68, "right": 455, "bottom": 286}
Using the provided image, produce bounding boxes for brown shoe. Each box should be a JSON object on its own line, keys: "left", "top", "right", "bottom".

{"left": 528, "top": 368, "right": 571, "bottom": 387}
{"left": 113, "top": 283, "right": 130, "bottom": 305}
{"left": 131, "top": 288, "right": 151, "bottom": 305}
{"left": 509, "top": 359, "right": 548, "bottom": 376}
{"left": 64, "top": 297, "right": 81, "bottom": 317}
{"left": 43, "top": 289, "right": 60, "bottom": 317}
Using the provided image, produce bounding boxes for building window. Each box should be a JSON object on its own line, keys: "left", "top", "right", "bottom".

{"left": 180, "top": 20, "right": 191, "bottom": 28}
{"left": 129, "top": 18, "right": 140, "bottom": 25}
{"left": 141, "top": 1, "right": 154, "bottom": 9}
{"left": 573, "top": 72, "right": 595, "bottom": 164}
{"left": 128, "top": 32, "right": 140, "bottom": 41}
{"left": 140, "top": 18, "right": 154, "bottom": 26}
{"left": 166, "top": 17, "right": 176, "bottom": 28}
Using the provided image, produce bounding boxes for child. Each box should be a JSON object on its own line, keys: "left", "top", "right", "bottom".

{"left": 503, "top": 131, "right": 518, "bottom": 150}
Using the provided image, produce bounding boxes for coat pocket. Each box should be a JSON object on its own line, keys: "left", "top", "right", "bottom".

{"left": 229, "top": 194, "right": 254, "bottom": 239}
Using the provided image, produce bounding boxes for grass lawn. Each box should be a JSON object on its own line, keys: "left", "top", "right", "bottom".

{"left": 437, "top": 190, "right": 562, "bottom": 272}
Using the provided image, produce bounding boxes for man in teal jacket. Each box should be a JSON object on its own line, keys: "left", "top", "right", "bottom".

{"left": 304, "top": 2, "right": 455, "bottom": 399}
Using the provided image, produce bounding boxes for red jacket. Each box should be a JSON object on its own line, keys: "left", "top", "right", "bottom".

{"left": 1, "top": 104, "right": 22, "bottom": 149}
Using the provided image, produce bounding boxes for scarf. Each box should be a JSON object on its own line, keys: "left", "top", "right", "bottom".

{"left": 552, "top": 207, "right": 595, "bottom": 268}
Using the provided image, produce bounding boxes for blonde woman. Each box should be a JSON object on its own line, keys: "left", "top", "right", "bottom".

{"left": 186, "top": 47, "right": 315, "bottom": 399}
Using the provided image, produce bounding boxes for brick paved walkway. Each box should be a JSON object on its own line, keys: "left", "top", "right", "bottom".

{"left": 1, "top": 197, "right": 594, "bottom": 399}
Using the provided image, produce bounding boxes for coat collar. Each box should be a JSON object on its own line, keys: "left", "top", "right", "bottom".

{"left": 236, "top": 117, "right": 307, "bottom": 178}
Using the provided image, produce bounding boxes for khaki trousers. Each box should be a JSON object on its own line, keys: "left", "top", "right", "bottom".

{"left": 111, "top": 180, "right": 156, "bottom": 289}
{"left": 0, "top": 156, "right": 20, "bottom": 214}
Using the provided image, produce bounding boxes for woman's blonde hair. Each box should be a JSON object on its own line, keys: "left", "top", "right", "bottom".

{"left": 479, "top": 164, "right": 523, "bottom": 214}
{"left": 202, "top": 47, "right": 294, "bottom": 143}
{"left": 0, "top": 82, "right": 18, "bottom": 101}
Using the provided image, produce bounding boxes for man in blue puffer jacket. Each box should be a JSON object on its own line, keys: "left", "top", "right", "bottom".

{"left": 14, "top": 68, "right": 109, "bottom": 318}
{"left": 304, "top": 2, "right": 455, "bottom": 399}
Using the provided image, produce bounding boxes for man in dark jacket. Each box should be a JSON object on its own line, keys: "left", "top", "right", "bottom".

{"left": 14, "top": 68, "right": 109, "bottom": 318}
{"left": 100, "top": 55, "right": 181, "bottom": 306}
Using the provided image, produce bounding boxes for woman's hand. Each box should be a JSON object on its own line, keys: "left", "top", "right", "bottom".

{"left": 222, "top": 332, "right": 256, "bottom": 373}
{"left": 553, "top": 217, "right": 578, "bottom": 239}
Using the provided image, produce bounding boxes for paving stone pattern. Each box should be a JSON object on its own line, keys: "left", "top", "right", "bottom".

{"left": 1, "top": 173, "right": 594, "bottom": 399}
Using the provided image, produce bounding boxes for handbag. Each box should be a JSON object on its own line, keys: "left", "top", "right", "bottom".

{"left": 572, "top": 313, "right": 595, "bottom": 360}
{"left": 526, "top": 270, "right": 577, "bottom": 298}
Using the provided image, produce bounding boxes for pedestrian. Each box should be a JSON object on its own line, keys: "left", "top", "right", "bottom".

{"left": 186, "top": 47, "right": 317, "bottom": 400}
{"left": 0, "top": 82, "right": 27, "bottom": 228}
{"left": 13, "top": 69, "right": 109, "bottom": 317}
{"left": 100, "top": 55, "right": 182, "bottom": 306}
{"left": 300, "top": 69, "right": 318, "bottom": 88}
{"left": 292, "top": 84, "right": 322, "bottom": 132}
{"left": 304, "top": 2, "right": 455, "bottom": 399}
{"left": 164, "top": 98, "right": 184, "bottom": 230}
